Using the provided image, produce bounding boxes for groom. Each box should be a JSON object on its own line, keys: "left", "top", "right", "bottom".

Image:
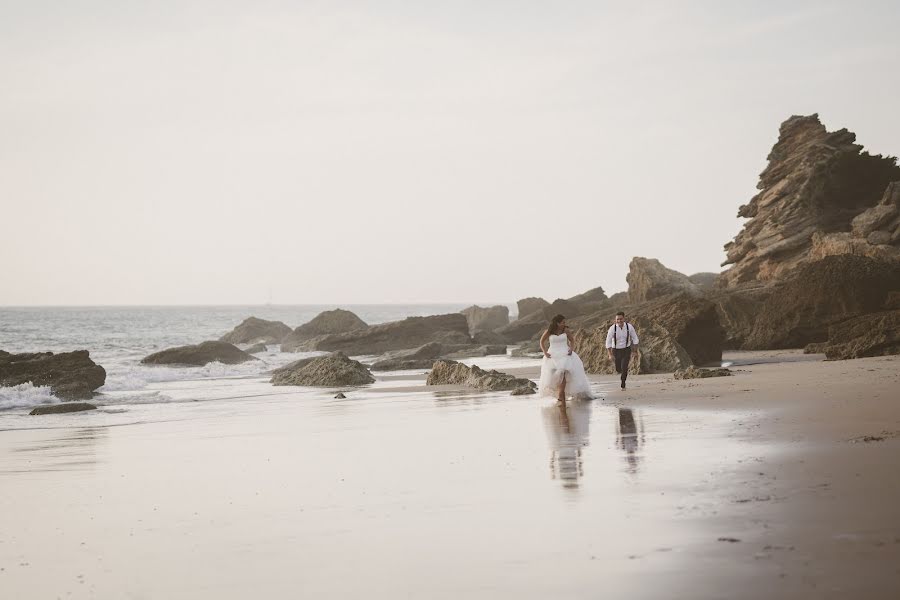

{"left": 605, "top": 311, "right": 639, "bottom": 390}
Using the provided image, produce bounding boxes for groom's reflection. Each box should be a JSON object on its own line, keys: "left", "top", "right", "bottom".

{"left": 616, "top": 408, "right": 644, "bottom": 475}
{"left": 542, "top": 400, "right": 592, "bottom": 490}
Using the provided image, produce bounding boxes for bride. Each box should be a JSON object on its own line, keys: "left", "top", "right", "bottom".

{"left": 538, "top": 314, "right": 594, "bottom": 402}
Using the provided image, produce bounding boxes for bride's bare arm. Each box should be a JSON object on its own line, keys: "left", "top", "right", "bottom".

{"left": 539, "top": 329, "right": 550, "bottom": 357}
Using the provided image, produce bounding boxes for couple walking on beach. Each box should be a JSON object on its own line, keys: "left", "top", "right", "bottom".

{"left": 538, "top": 312, "right": 640, "bottom": 402}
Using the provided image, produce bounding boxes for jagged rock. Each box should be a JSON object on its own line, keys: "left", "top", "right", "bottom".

{"left": 141, "top": 341, "right": 258, "bottom": 366}
{"left": 461, "top": 305, "right": 509, "bottom": 334}
{"left": 0, "top": 350, "right": 106, "bottom": 400}
{"left": 804, "top": 310, "right": 900, "bottom": 360}
{"left": 426, "top": 360, "right": 537, "bottom": 394}
{"left": 639, "top": 293, "right": 724, "bottom": 366}
{"left": 30, "top": 402, "right": 97, "bottom": 415}
{"left": 281, "top": 309, "right": 368, "bottom": 352}
{"left": 511, "top": 385, "right": 536, "bottom": 395}
{"left": 220, "top": 317, "right": 292, "bottom": 345}
{"left": 674, "top": 366, "right": 732, "bottom": 379}
{"left": 271, "top": 352, "right": 374, "bottom": 387}
{"left": 300, "top": 314, "right": 469, "bottom": 355}
{"left": 334, "top": 392, "right": 347, "bottom": 399}
{"left": 688, "top": 272, "right": 719, "bottom": 290}
{"left": 516, "top": 297, "right": 549, "bottom": 320}
{"left": 244, "top": 342, "right": 269, "bottom": 354}
{"left": 706, "top": 285, "right": 774, "bottom": 349}
{"left": 867, "top": 230, "right": 892, "bottom": 245}
{"left": 721, "top": 115, "right": 900, "bottom": 287}
{"left": 566, "top": 286, "right": 608, "bottom": 305}
{"left": 852, "top": 204, "right": 898, "bottom": 236}
{"left": 442, "top": 345, "right": 507, "bottom": 360}
{"left": 495, "top": 310, "right": 548, "bottom": 343}
{"left": 627, "top": 257, "right": 700, "bottom": 303}
{"left": 744, "top": 255, "right": 900, "bottom": 349}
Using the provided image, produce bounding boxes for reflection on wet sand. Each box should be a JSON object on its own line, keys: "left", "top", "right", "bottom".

{"left": 616, "top": 408, "right": 645, "bottom": 475}
{"left": 541, "top": 401, "right": 592, "bottom": 489}
{"left": 2, "top": 427, "right": 107, "bottom": 474}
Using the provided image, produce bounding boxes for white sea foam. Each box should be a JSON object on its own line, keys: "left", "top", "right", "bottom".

{"left": 0, "top": 383, "right": 59, "bottom": 411}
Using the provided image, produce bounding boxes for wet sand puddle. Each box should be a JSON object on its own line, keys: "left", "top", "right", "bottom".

{"left": 0, "top": 378, "right": 765, "bottom": 599}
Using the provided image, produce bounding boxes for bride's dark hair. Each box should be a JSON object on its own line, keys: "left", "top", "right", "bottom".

{"left": 547, "top": 314, "right": 566, "bottom": 335}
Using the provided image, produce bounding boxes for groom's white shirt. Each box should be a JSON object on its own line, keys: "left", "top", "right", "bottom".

{"left": 605, "top": 323, "right": 639, "bottom": 349}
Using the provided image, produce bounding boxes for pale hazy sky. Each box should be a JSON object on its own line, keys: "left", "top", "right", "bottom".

{"left": 3, "top": 0, "right": 899, "bottom": 305}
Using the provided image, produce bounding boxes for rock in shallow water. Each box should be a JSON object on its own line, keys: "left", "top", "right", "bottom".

{"left": 426, "top": 360, "right": 537, "bottom": 395}
{"left": 271, "top": 352, "right": 375, "bottom": 387}
{"left": 141, "top": 341, "right": 258, "bottom": 366}
{"left": 0, "top": 350, "right": 106, "bottom": 400}
{"left": 30, "top": 402, "right": 97, "bottom": 415}
{"left": 220, "top": 317, "right": 292, "bottom": 345}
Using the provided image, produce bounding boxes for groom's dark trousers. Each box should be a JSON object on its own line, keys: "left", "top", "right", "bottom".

{"left": 614, "top": 347, "right": 632, "bottom": 386}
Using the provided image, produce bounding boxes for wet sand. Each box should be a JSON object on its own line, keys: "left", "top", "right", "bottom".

{"left": 1, "top": 352, "right": 898, "bottom": 599}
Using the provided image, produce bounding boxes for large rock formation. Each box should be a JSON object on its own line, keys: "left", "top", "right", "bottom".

{"left": 370, "top": 342, "right": 446, "bottom": 371}
{"left": 426, "top": 360, "right": 537, "bottom": 394}
{"left": 495, "top": 310, "right": 548, "bottom": 343}
{"left": 627, "top": 257, "right": 700, "bottom": 303}
{"left": 573, "top": 319, "right": 693, "bottom": 375}
{"left": 516, "top": 297, "right": 549, "bottom": 320}
{"left": 743, "top": 255, "right": 900, "bottom": 349}
{"left": 141, "top": 341, "right": 258, "bottom": 366}
{"left": 688, "top": 272, "right": 719, "bottom": 290}
{"left": 809, "top": 181, "right": 900, "bottom": 263}
{"left": 299, "top": 313, "right": 470, "bottom": 355}
{"left": 804, "top": 310, "right": 900, "bottom": 360}
{"left": 721, "top": 114, "right": 900, "bottom": 287}
{"left": 281, "top": 309, "right": 368, "bottom": 352}
{"left": 219, "top": 317, "right": 292, "bottom": 345}
{"left": 460, "top": 305, "right": 509, "bottom": 334}
{"left": 0, "top": 350, "right": 106, "bottom": 400}
{"left": 271, "top": 352, "right": 375, "bottom": 387}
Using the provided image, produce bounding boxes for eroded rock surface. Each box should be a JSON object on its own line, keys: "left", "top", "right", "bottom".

{"left": 1, "top": 350, "right": 106, "bottom": 400}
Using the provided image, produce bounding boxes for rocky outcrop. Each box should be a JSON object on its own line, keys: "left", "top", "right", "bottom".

{"left": 804, "top": 311, "right": 900, "bottom": 360}
{"left": 516, "top": 297, "right": 549, "bottom": 320}
{"left": 141, "top": 341, "right": 258, "bottom": 366}
{"left": 281, "top": 309, "right": 368, "bottom": 352}
{"left": 30, "top": 402, "right": 97, "bottom": 415}
{"left": 688, "top": 272, "right": 719, "bottom": 290}
{"left": 271, "top": 352, "right": 375, "bottom": 387}
{"left": 472, "top": 330, "right": 506, "bottom": 345}
{"left": 674, "top": 366, "right": 732, "bottom": 379}
{"left": 300, "top": 314, "right": 470, "bottom": 355}
{"left": 426, "top": 360, "right": 537, "bottom": 394}
{"left": 460, "top": 305, "right": 509, "bottom": 334}
{"left": 706, "top": 284, "right": 774, "bottom": 349}
{"left": 566, "top": 286, "right": 608, "bottom": 305}
{"left": 720, "top": 114, "right": 900, "bottom": 288}
{"left": 495, "top": 310, "right": 548, "bottom": 343}
{"left": 244, "top": 342, "right": 269, "bottom": 354}
{"left": 627, "top": 257, "right": 700, "bottom": 303}
{"left": 744, "top": 255, "right": 900, "bottom": 349}
{"left": 219, "top": 317, "right": 291, "bottom": 345}
{"left": 1, "top": 350, "right": 106, "bottom": 400}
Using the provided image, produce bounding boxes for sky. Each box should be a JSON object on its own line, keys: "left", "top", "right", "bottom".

{"left": 2, "top": 0, "right": 899, "bottom": 305}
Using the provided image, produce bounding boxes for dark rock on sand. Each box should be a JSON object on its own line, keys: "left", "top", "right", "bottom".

{"left": 804, "top": 310, "right": 900, "bottom": 360}
{"left": 302, "top": 314, "right": 470, "bottom": 356}
{"left": 30, "top": 402, "right": 97, "bottom": 415}
{"left": 141, "top": 341, "right": 258, "bottom": 366}
{"left": 426, "top": 360, "right": 537, "bottom": 394}
{"left": 674, "top": 366, "right": 733, "bottom": 379}
{"left": 271, "top": 352, "right": 375, "bottom": 387}
{"left": 744, "top": 255, "right": 900, "bottom": 349}
{"left": 461, "top": 305, "right": 509, "bottom": 334}
{"left": 0, "top": 350, "right": 106, "bottom": 400}
{"left": 220, "top": 317, "right": 292, "bottom": 345}
{"left": 281, "top": 309, "right": 368, "bottom": 352}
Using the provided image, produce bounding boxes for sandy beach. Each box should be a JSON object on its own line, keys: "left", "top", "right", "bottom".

{"left": 2, "top": 351, "right": 898, "bottom": 599}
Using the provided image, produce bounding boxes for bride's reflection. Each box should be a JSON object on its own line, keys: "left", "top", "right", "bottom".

{"left": 616, "top": 408, "right": 644, "bottom": 475}
{"left": 541, "top": 400, "right": 592, "bottom": 490}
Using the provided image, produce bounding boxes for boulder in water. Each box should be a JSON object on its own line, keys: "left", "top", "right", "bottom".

{"left": 30, "top": 402, "right": 97, "bottom": 415}
{"left": 141, "top": 341, "right": 258, "bottom": 366}
{"left": 220, "top": 317, "right": 292, "bottom": 345}
{"left": 302, "top": 314, "right": 470, "bottom": 355}
{"left": 0, "top": 350, "right": 106, "bottom": 400}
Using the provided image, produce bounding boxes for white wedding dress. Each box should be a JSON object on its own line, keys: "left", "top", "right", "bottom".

{"left": 538, "top": 334, "right": 594, "bottom": 400}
